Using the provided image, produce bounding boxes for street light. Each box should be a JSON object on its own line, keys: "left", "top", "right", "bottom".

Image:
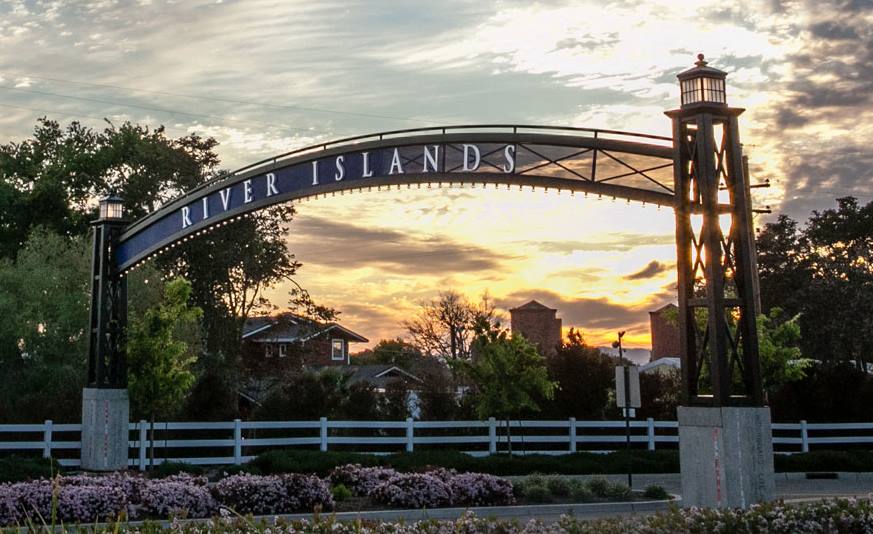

{"left": 612, "top": 331, "right": 631, "bottom": 489}
{"left": 677, "top": 53, "right": 727, "bottom": 108}
{"left": 98, "top": 192, "right": 124, "bottom": 221}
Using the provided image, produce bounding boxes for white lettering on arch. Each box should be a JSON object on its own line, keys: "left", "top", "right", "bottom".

{"left": 389, "top": 148, "right": 404, "bottom": 175}
{"left": 423, "top": 145, "right": 439, "bottom": 172}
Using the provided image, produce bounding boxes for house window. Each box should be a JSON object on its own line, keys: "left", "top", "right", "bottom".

{"left": 264, "top": 344, "right": 275, "bottom": 358}
{"left": 331, "top": 339, "right": 345, "bottom": 361}
{"left": 279, "top": 344, "right": 287, "bottom": 358}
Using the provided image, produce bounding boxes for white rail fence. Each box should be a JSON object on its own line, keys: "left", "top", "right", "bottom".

{"left": 1, "top": 418, "right": 871, "bottom": 470}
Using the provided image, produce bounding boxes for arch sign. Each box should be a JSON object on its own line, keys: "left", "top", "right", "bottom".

{"left": 116, "top": 126, "right": 681, "bottom": 272}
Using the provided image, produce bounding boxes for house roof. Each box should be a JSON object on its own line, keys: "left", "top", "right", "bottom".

{"left": 510, "top": 300, "right": 556, "bottom": 312}
{"left": 649, "top": 303, "right": 678, "bottom": 315}
{"left": 640, "top": 357, "right": 681, "bottom": 373}
{"left": 345, "top": 365, "right": 422, "bottom": 386}
{"left": 242, "top": 314, "right": 368, "bottom": 343}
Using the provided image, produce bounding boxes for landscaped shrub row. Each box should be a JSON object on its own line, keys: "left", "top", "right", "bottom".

{"left": 0, "top": 473, "right": 333, "bottom": 526}
{"left": 512, "top": 474, "right": 633, "bottom": 503}
{"left": 253, "top": 449, "right": 681, "bottom": 477}
{"left": 328, "top": 464, "right": 514, "bottom": 508}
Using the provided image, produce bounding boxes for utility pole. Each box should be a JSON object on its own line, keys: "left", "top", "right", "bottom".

{"left": 613, "top": 330, "right": 632, "bottom": 489}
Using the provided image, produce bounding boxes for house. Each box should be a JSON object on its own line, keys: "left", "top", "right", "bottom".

{"left": 242, "top": 314, "right": 368, "bottom": 367}
{"left": 510, "top": 300, "right": 562, "bottom": 356}
{"left": 649, "top": 303, "right": 680, "bottom": 361}
{"left": 640, "top": 357, "right": 681, "bottom": 374}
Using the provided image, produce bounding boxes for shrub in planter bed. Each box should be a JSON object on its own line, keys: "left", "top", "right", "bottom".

{"left": 370, "top": 473, "right": 453, "bottom": 509}
{"left": 449, "top": 472, "right": 515, "bottom": 507}
{"left": 643, "top": 484, "right": 670, "bottom": 500}
{"left": 2, "top": 479, "right": 129, "bottom": 525}
{"left": 139, "top": 477, "right": 217, "bottom": 519}
{"left": 328, "top": 464, "right": 397, "bottom": 496}
{"left": 213, "top": 474, "right": 333, "bottom": 515}
{"left": 545, "top": 477, "right": 570, "bottom": 497}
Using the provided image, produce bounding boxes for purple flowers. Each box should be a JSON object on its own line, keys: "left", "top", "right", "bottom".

{"left": 328, "top": 464, "right": 398, "bottom": 496}
{"left": 213, "top": 474, "right": 334, "bottom": 516}
{"left": 0, "top": 472, "right": 333, "bottom": 526}
{"left": 332, "top": 464, "right": 515, "bottom": 509}
{"left": 370, "top": 473, "right": 453, "bottom": 509}
{"left": 449, "top": 473, "right": 515, "bottom": 507}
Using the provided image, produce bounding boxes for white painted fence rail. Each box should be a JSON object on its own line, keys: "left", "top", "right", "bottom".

{"left": 0, "top": 418, "right": 871, "bottom": 470}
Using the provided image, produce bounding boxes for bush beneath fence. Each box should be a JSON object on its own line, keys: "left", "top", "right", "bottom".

{"left": 252, "top": 448, "right": 680, "bottom": 476}
{"left": 0, "top": 456, "right": 61, "bottom": 483}
{"left": 774, "top": 450, "right": 873, "bottom": 472}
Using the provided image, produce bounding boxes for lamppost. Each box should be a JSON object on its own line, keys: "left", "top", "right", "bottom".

{"left": 81, "top": 192, "right": 130, "bottom": 471}
{"left": 667, "top": 55, "right": 773, "bottom": 508}
{"left": 612, "top": 331, "right": 632, "bottom": 489}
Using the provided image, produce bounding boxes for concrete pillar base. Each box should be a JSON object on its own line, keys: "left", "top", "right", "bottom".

{"left": 81, "top": 388, "right": 129, "bottom": 471}
{"left": 678, "top": 406, "right": 774, "bottom": 508}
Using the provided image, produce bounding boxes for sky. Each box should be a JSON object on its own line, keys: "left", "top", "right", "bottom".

{"left": 2, "top": 0, "right": 872, "bottom": 351}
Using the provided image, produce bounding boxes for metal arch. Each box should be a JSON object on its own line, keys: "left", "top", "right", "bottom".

{"left": 113, "top": 125, "right": 712, "bottom": 273}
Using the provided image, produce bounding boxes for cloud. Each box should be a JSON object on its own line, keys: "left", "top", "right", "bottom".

{"left": 624, "top": 260, "right": 673, "bottom": 280}
{"left": 528, "top": 233, "right": 675, "bottom": 254}
{"left": 287, "top": 215, "right": 512, "bottom": 275}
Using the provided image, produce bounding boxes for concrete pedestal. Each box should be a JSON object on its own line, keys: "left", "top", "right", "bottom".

{"left": 678, "top": 406, "right": 774, "bottom": 508}
{"left": 81, "top": 388, "right": 129, "bottom": 471}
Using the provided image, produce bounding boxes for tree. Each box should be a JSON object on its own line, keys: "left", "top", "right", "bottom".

{"left": 757, "top": 309, "right": 811, "bottom": 396}
{"left": 127, "top": 277, "right": 202, "bottom": 467}
{"left": 540, "top": 328, "right": 615, "bottom": 419}
{"left": 354, "top": 338, "right": 423, "bottom": 368}
{"left": 403, "top": 291, "right": 497, "bottom": 365}
{"left": 757, "top": 197, "right": 873, "bottom": 370}
{"left": 0, "top": 119, "right": 220, "bottom": 260}
{"left": 0, "top": 229, "right": 91, "bottom": 422}
{"left": 453, "top": 322, "right": 556, "bottom": 454}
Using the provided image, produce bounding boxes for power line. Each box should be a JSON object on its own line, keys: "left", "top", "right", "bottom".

{"left": 0, "top": 85, "right": 320, "bottom": 133}
{"left": 0, "top": 71, "right": 442, "bottom": 125}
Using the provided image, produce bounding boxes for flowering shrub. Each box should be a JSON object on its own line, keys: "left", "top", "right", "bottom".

{"left": 329, "top": 464, "right": 397, "bottom": 496}
{"left": 139, "top": 478, "right": 217, "bottom": 519}
{"left": 213, "top": 474, "right": 333, "bottom": 515}
{"left": 449, "top": 472, "right": 515, "bottom": 507}
{"left": 0, "top": 479, "right": 129, "bottom": 525}
{"left": 284, "top": 473, "right": 335, "bottom": 512}
{"left": 370, "top": 473, "right": 453, "bottom": 509}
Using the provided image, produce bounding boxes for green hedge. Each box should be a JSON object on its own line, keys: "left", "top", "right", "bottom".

{"left": 0, "top": 456, "right": 61, "bottom": 483}
{"left": 775, "top": 450, "right": 873, "bottom": 472}
{"left": 250, "top": 449, "right": 679, "bottom": 476}
{"left": 251, "top": 448, "right": 873, "bottom": 476}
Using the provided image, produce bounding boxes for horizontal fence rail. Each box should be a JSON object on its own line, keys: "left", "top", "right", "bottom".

{"left": 0, "top": 418, "right": 870, "bottom": 470}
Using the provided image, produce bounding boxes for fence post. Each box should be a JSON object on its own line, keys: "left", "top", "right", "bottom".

{"left": 233, "top": 419, "right": 242, "bottom": 465}
{"left": 568, "top": 417, "right": 577, "bottom": 453}
{"left": 42, "top": 420, "right": 53, "bottom": 459}
{"left": 800, "top": 420, "right": 809, "bottom": 453}
{"left": 320, "top": 417, "right": 328, "bottom": 452}
{"left": 647, "top": 418, "right": 656, "bottom": 451}
{"left": 488, "top": 417, "right": 497, "bottom": 455}
{"left": 406, "top": 418, "right": 414, "bottom": 453}
{"left": 138, "top": 421, "right": 148, "bottom": 471}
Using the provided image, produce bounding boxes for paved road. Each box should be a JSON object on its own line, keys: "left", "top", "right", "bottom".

{"left": 569, "top": 473, "right": 873, "bottom": 501}
{"left": 272, "top": 474, "right": 873, "bottom": 525}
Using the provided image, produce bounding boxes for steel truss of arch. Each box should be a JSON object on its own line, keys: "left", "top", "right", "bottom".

{"left": 668, "top": 109, "right": 763, "bottom": 406}
{"left": 88, "top": 123, "right": 762, "bottom": 407}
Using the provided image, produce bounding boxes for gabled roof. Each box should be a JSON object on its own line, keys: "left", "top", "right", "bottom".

{"left": 510, "top": 300, "right": 556, "bottom": 312}
{"left": 650, "top": 303, "right": 678, "bottom": 314}
{"left": 242, "top": 314, "right": 368, "bottom": 343}
{"left": 343, "top": 365, "right": 422, "bottom": 387}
